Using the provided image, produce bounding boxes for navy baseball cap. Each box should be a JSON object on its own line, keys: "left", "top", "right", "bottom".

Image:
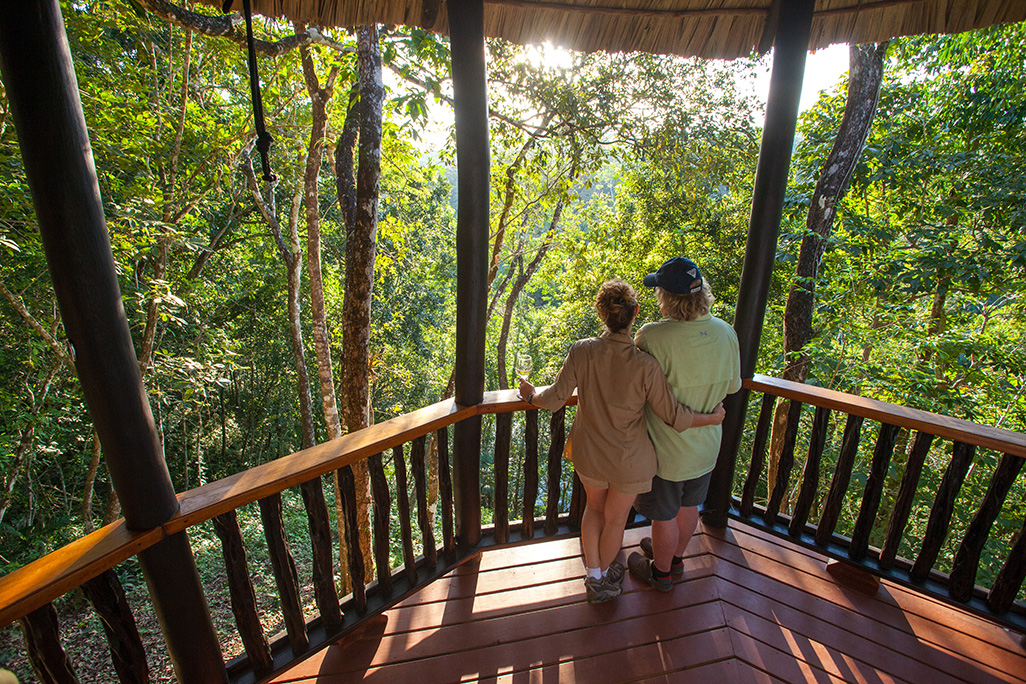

{"left": 643, "top": 257, "right": 704, "bottom": 295}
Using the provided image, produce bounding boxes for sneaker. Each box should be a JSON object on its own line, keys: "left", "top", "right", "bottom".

{"left": 584, "top": 575, "right": 622, "bottom": 604}
{"left": 605, "top": 560, "right": 625, "bottom": 586}
{"left": 628, "top": 551, "right": 673, "bottom": 592}
{"left": 639, "top": 537, "right": 684, "bottom": 576}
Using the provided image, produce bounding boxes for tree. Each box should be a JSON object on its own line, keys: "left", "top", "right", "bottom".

{"left": 767, "top": 42, "right": 887, "bottom": 496}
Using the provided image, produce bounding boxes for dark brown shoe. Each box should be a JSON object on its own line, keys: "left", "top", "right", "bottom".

{"left": 628, "top": 551, "right": 673, "bottom": 592}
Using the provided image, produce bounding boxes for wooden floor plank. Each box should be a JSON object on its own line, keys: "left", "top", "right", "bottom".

{"left": 283, "top": 588, "right": 724, "bottom": 677}
{"left": 271, "top": 522, "right": 1026, "bottom": 684}
{"left": 722, "top": 523, "right": 1025, "bottom": 658}
{"left": 728, "top": 628, "right": 850, "bottom": 684}
{"left": 483, "top": 630, "right": 737, "bottom": 683}
{"left": 717, "top": 577, "right": 1005, "bottom": 684}
{"left": 723, "top": 601, "right": 911, "bottom": 684}
{"left": 707, "top": 526, "right": 1026, "bottom": 679}
{"left": 284, "top": 608, "right": 731, "bottom": 683}
{"left": 378, "top": 556, "right": 718, "bottom": 635}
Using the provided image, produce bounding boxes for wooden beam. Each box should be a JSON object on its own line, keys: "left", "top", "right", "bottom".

{"left": 449, "top": 0, "right": 491, "bottom": 548}
{"left": 702, "top": 0, "right": 814, "bottom": 528}
{"left": 0, "top": 4, "right": 225, "bottom": 681}
{"left": 1, "top": 0, "right": 176, "bottom": 532}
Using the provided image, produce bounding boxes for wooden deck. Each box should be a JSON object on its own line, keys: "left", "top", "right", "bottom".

{"left": 272, "top": 523, "right": 1026, "bottom": 683}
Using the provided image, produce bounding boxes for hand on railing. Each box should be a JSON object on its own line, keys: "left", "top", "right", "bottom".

{"left": 518, "top": 378, "right": 536, "bottom": 405}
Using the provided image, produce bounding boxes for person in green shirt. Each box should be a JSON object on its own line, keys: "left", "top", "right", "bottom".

{"left": 628, "top": 257, "right": 741, "bottom": 592}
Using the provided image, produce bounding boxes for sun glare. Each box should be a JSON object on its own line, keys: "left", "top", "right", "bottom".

{"left": 523, "top": 41, "right": 575, "bottom": 71}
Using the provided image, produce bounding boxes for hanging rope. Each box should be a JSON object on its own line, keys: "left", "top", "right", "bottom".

{"left": 224, "top": 0, "right": 276, "bottom": 182}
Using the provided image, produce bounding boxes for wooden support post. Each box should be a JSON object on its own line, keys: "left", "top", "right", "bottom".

{"left": 449, "top": 0, "right": 490, "bottom": 549}
{"left": 0, "top": 4, "right": 225, "bottom": 682}
{"left": 702, "top": 0, "right": 814, "bottom": 528}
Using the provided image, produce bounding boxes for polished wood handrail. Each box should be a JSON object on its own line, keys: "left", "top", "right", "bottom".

{"left": 745, "top": 374, "right": 1026, "bottom": 459}
{"left": 0, "top": 390, "right": 538, "bottom": 628}
{"left": 0, "top": 522, "right": 163, "bottom": 630}
{"left": 5, "top": 378, "right": 1020, "bottom": 629}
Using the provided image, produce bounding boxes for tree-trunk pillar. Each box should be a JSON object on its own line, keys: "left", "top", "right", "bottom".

{"left": 702, "top": 0, "right": 814, "bottom": 528}
{"left": 0, "top": 3, "right": 226, "bottom": 682}
{"left": 448, "top": 0, "right": 490, "bottom": 549}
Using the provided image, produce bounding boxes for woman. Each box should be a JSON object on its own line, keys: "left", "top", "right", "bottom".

{"left": 519, "top": 278, "right": 724, "bottom": 604}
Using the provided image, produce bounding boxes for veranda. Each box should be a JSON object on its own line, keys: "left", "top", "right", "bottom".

{"left": 1, "top": 1, "right": 1025, "bottom": 682}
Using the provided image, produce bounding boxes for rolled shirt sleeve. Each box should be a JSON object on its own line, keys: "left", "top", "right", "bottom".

{"left": 532, "top": 343, "right": 580, "bottom": 412}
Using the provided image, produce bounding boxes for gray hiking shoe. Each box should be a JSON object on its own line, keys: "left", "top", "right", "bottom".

{"left": 628, "top": 551, "right": 674, "bottom": 592}
{"left": 639, "top": 537, "right": 684, "bottom": 576}
{"left": 606, "top": 560, "right": 625, "bottom": 586}
{"left": 584, "top": 574, "right": 622, "bottom": 604}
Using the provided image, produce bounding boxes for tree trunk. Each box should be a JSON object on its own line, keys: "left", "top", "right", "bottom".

{"left": 101, "top": 484, "right": 121, "bottom": 527}
{"left": 337, "top": 24, "right": 383, "bottom": 579}
{"left": 768, "top": 42, "right": 887, "bottom": 495}
{"left": 81, "top": 432, "right": 102, "bottom": 534}
{"left": 496, "top": 198, "right": 563, "bottom": 389}
{"left": 298, "top": 36, "right": 354, "bottom": 590}
{"left": 242, "top": 152, "right": 317, "bottom": 449}
{"left": 0, "top": 361, "right": 61, "bottom": 527}
{"left": 299, "top": 44, "right": 342, "bottom": 443}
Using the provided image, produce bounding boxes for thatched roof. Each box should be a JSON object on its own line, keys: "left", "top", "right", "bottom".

{"left": 206, "top": 0, "right": 1026, "bottom": 58}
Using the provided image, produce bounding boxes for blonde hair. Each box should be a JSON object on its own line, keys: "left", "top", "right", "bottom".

{"left": 595, "top": 278, "right": 638, "bottom": 333}
{"left": 656, "top": 283, "right": 714, "bottom": 321}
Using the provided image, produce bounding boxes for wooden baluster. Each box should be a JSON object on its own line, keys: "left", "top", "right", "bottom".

{"left": 493, "top": 412, "right": 512, "bottom": 544}
{"left": 299, "top": 477, "right": 341, "bottom": 632}
{"left": 522, "top": 409, "right": 539, "bottom": 538}
{"left": 544, "top": 407, "right": 565, "bottom": 535}
{"left": 950, "top": 453, "right": 1024, "bottom": 602}
{"left": 849, "top": 422, "right": 900, "bottom": 561}
{"left": 568, "top": 471, "right": 583, "bottom": 530}
{"left": 393, "top": 444, "right": 418, "bottom": 585}
{"left": 80, "top": 569, "right": 149, "bottom": 684}
{"left": 987, "top": 516, "right": 1026, "bottom": 613}
{"left": 741, "top": 393, "right": 775, "bottom": 517}
{"left": 437, "top": 426, "right": 456, "bottom": 559}
{"left": 19, "top": 602, "right": 78, "bottom": 684}
{"left": 789, "top": 406, "right": 830, "bottom": 538}
{"left": 258, "top": 494, "right": 309, "bottom": 653}
{"left": 367, "top": 452, "right": 393, "bottom": 596}
{"left": 412, "top": 435, "right": 438, "bottom": 567}
{"left": 338, "top": 465, "right": 367, "bottom": 612}
{"left": 763, "top": 400, "right": 802, "bottom": 526}
{"left": 910, "top": 441, "right": 975, "bottom": 582}
{"left": 879, "top": 431, "right": 933, "bottom": 569}
{"left": 211, "top": 511, "right": 273, "bottom": 675}
{"left": 815, "top": 414, "right": 864, "bottom": 546}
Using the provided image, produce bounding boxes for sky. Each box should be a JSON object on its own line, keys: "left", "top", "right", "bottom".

{"left": 413, "top": 43, "right": 853, "bottom": 151}
{"left": 777, "top": 43, "right": 851, "bottom": 112}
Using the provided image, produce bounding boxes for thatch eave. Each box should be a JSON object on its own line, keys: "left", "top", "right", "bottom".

{"left": 204, "top": 0, "right": 1026, "bottom": 58}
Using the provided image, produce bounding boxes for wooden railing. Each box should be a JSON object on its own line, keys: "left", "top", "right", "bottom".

{"left": 734, "top": 374, "right": 1026, "bottom": 631}
{"left": 0, "top": 390, "right": 580, "bottom": 684}
{"left": 2, "top": 378, "right": 1025, "bottom": 682}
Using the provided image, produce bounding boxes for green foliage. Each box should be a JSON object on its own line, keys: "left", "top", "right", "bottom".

{"left": 0, "top": 0, "right": 1024, "bottom": 647}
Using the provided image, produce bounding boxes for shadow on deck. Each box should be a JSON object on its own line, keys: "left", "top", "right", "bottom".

{"left": 273, "top": 524, "right": 1026, "bottom": 683}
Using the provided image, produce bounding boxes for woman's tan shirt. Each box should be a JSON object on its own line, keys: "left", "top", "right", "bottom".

{"left": 532, "top": 331, "right": 694, "bottom": 486}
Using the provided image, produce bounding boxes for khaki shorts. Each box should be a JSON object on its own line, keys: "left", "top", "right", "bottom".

{"left": 576, "top": 471, "right": 652, "bottom": 495}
